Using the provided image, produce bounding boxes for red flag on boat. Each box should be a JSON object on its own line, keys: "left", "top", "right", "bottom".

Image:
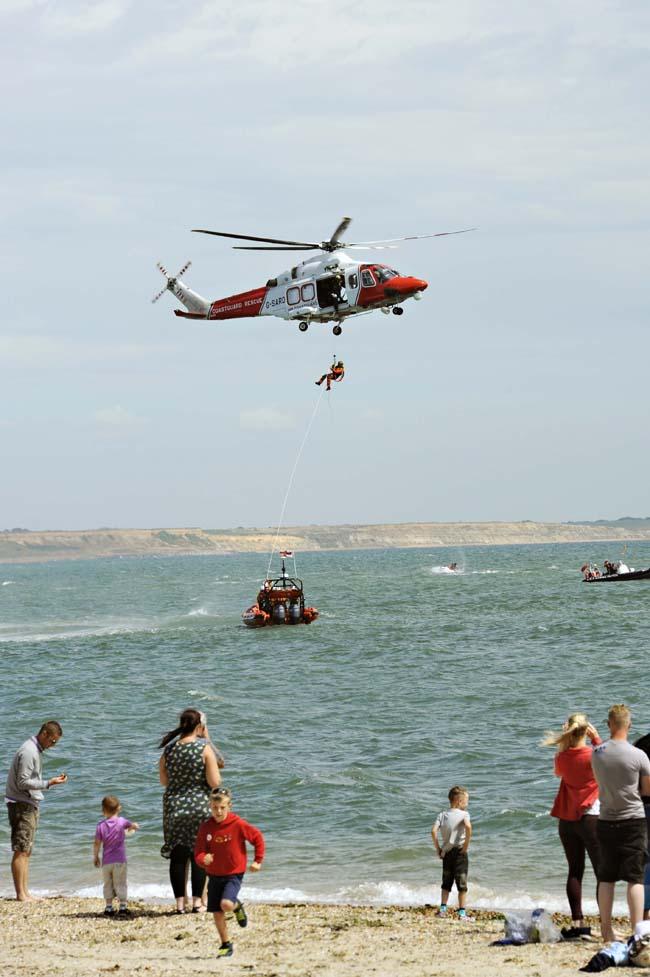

{"left": 280, "top": 550, "right": 293, "bottom": 558}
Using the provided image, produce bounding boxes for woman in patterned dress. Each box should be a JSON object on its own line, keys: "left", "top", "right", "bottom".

{"left": 159, "top": 708, "right": 224, "bottom": 912}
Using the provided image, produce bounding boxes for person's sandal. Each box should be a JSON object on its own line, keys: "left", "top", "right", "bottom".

{"left": 562, "top": 926, "right": 592, "bottom": 940}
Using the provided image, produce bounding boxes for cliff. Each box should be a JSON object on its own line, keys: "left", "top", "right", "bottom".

{"left": 1, "top": 521, "right": 650, "bottom": 564}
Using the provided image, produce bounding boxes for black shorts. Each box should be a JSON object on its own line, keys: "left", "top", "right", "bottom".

{"left": 597, "top": 818, "right": 647, "bottom": 884}
{"left": 207, "top": 873, "right": 244, "bottom": 912}
{"left": 441, "top": 847, "right": 468, "bottom": 893}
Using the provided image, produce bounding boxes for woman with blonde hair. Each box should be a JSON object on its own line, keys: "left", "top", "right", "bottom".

{"left": 543, "top": 712, "right": 602, "bottom": 937}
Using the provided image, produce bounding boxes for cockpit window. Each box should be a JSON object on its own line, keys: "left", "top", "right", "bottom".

{"left": 374, "top": 266, "right": 400, "bottom": 283}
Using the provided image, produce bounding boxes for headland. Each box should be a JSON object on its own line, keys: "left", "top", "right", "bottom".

{"left": 1, "top": 520, "right": 650, "bottom": 564}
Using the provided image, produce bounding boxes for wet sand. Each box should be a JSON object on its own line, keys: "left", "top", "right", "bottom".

{"left": 0, "top": 898, "right": 612, "bottom": 976}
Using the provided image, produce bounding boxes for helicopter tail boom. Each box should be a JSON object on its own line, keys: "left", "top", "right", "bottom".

{"left": 174, "top": 285, "right": 268, "bottom": 321}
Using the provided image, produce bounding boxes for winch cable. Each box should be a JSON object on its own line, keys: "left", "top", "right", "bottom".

{"left": 266, "top": 382, "right": 326, "bottom": 577}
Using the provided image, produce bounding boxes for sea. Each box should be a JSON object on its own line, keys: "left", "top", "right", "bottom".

{"left": 1, "top": 540, "right": 649, "bottom": 912}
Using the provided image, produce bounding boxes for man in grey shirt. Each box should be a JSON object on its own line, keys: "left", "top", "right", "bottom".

{"left": 591, "top": 704, "right": 650, "bottom": 941}
{"left": 5, "top": 721, "right": 67, "bottom": 901}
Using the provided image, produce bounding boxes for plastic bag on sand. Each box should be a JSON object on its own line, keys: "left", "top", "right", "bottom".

{"left": 504, "top": 908, "right": 561, "bottom": 944}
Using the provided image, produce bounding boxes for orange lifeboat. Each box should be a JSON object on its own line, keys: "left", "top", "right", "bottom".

{"left": 242, "top": 554, "right": 319, "bottom": 628}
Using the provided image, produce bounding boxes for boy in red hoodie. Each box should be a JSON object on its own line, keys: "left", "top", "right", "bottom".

{"left": 194, "top": 787, "right": 265, "bottom": 958}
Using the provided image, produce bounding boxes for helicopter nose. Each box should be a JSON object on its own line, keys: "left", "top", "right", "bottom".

{"left": 392, "top": 276, "right": 427, "bottom": 295}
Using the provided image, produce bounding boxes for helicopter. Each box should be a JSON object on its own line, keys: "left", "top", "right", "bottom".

{"left": 152, "top": 217, "right": 474, "bottom": 336}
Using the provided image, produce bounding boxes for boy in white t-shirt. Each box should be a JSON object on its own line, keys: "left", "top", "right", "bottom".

{"left": 431, "top": 786, "right": 472, "bottom": 919}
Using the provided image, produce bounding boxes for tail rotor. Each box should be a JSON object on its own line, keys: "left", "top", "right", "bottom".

{"left": 151, "top": 260, "right": 192, "bottom": 303}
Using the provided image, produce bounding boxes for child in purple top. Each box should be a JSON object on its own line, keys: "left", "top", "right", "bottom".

{"left": 93, "top": 795, "right": 139, "bottom": 916}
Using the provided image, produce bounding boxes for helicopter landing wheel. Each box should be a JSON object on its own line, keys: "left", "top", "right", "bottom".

{"left": 298, "top": 321, "right": 308, "bottom": 332}
{"left": 392, "top": 306, "right": 404, "bottom": 316}
{"left": 333, "top": 324, "right": 342, "bottom": 336}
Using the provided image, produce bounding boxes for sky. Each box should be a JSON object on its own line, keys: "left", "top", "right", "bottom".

{"left": 1, "top": 0, "right": 649, "bottom": 530}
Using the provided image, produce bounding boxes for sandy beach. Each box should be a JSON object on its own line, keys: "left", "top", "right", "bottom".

{"left": 0, "top": 899, "right": 613, "bottom": 977}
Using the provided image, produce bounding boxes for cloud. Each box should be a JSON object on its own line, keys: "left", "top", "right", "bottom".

{"left": 0, "top": 0, "right": 45, "bottom": 12}
{"left": 94, "top": 404, "right": 145, "bottom": 427}
{"left": 120, "top": 0, "right": 650, "bottom": 73}
{"left": 361, "top": 408, "right": 385, "bottom": 421}
{"left": 41, "top": 0, "right": 127, "bottom": 34}
{"left": 0, "top": 176, "right": 125, "bottom": 225}
{"left": 0, "top": 335, "right": 62, "bottom": 367}
{"left": 239, "top": 407, "right": 296, "bottom": 431}
{"left": 0, "top": 335, "right": 176, "bottom": 369}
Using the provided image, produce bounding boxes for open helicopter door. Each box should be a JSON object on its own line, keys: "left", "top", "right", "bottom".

{"left": 315, "top": 271, "right": 347, "bottom": 310}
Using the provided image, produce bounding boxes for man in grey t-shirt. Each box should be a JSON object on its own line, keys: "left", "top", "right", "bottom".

{"left": 591, "top": 704, "right": 650, "bottom": 941}
{"left": 5, "top": 721, "right": 67, "bottom": 901}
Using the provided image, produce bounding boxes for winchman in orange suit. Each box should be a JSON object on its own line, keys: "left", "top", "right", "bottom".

{"left": 315, "top": 360, "right": 345, "bottom": 391}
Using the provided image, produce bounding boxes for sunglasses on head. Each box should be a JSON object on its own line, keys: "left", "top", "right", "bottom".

{"left": 210, "top": 787, "right": 231, "bottom": 799}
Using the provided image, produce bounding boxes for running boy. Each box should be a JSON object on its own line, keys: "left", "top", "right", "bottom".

{"left": 431, "top": 786, "right": 472, "bottom": 919}
{"left": 195, "top": 787, "right": 265, "bottom": 958}
{"left": 93, "top": 795, "right": 139, "bottom": 916}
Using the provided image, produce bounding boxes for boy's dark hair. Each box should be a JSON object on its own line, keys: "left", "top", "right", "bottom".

{"left": 448, "top": 785, "right": 468, "bottom": 803}
{"left": 102, "top": 795, "right": 121, "bottom": 814}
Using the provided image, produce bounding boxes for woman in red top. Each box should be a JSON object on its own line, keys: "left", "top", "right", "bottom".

{"left": 544, "top": 713, "right": 602, "bottom": 934}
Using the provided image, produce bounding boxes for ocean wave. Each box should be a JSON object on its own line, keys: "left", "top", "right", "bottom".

{"left": 0, "top": 606, "right": 224, "bottom": 643}
{"left": 484, "top": 807, "right": 548, "bottom": 820}
{"left": 2, "top": 878, "right": 626, "bottom": 915}
{"left": 2, "top": 580, "right": 14, "bottom": 586}
{"left": 0, "top": 623, "right": 161, "bottom": 644}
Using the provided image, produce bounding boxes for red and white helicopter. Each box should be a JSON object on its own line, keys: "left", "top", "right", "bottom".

{"left": 152, "top": 217, "right": 473, "bottom": 336}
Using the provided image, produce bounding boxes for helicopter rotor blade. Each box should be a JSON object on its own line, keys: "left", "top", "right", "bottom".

{"left": 151, "top": 284, "right": 169, "bottom": 303}
{"left": 328, "top": 216, "right": 352, "bottom": 246}
{"left": 344, "top": 228, "right": 477, "bottom": 247}
{"left": 176, "top": 260, "right": 192, "bottom": 278}
{"left": 232, "top": 245, "right": 320, "bottom": 251}
{"left": 344, "top": 245, "right": 399, "bottom": 251}
{"left": 192, "top": 228, "right": 319, "bottom": 248}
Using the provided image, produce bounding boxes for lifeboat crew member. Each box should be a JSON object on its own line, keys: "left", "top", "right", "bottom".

{"left": 315, "top": 360, "right": 345, "bottom": 391}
